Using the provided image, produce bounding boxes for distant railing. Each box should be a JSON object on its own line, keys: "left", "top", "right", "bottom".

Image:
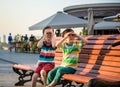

{"left": 12, "top": 40, "right": 40, "bottom": 53}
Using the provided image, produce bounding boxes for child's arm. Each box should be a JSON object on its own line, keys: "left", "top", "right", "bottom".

{"left": 107, "top": 41, "right": 120, "bottom": 49}
{"left": 56, "top": 34, "right": 68, "bottom": 48}
{"left": 112, "top": 41, "right": 120, "bottom": 47}
{"left": 35, "top": 61, "right": 39, "bottom": 67}
{"left": 37, "top": 36, "right": 45, "bottom": 48}
{"left": 51, "top": 34, "right": 56, "bottom": 48}
{"left": 76, "top": 35, "right": 87, "bottom": 46}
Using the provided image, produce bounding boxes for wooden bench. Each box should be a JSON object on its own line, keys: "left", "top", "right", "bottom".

{"left": 60, "top": 35, "right": 120, "bottom": 87}
{"left": 12, "top": 35, "right": 120, "bottom": 86}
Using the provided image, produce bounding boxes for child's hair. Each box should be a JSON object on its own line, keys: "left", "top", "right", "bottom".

{"left": 43, "top": 26, "right": 54, "bottom": 34}
{"left": 62, "top": 28, "right": 74, "bottom": 37}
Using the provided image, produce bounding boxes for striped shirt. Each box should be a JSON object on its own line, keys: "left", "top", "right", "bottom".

{"left": 38, "top": 42, "right": 56, "bottom": 62}
{"left": 61, "top": 42, "right": 83, "bottom": 68}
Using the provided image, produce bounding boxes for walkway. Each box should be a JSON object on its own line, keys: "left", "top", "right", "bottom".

{"left": 0, "top": 49, "right": 39, "bottom": 87}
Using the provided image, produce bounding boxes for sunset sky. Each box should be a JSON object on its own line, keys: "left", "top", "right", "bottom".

{"left": 0, "top": 0, "right": 120, "bottom": 42}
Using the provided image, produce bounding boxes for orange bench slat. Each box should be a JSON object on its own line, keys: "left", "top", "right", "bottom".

{"left": 13, "top": 64, "right": 35, "bottom": 71}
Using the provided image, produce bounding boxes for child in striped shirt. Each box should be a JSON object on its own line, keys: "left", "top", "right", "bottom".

{"left": 32, "top": 26, "right": 56, "bottom": 87}
{"left": 47, "top": 28, "right": 87, "bottom": 87}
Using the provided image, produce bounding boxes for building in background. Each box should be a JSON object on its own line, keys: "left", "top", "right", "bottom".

{"left": 63, "top": 3, "right": 120, "bottom": 35}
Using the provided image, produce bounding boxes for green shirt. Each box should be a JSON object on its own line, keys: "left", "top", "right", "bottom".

{"left": 61, "top": 42, "right": 83, "bottom": 68}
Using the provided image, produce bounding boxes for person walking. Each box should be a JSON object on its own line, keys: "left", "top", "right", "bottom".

{"left": 8, "top": 33, "right": 13, "bottom": 52}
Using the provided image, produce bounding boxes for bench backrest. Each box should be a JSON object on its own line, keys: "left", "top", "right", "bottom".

{"left": 54, "top": 35, "right": 120, "bottom": 81}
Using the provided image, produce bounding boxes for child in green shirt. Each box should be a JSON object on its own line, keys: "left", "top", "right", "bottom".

{"left": 47, "top": 29, "right": 87, "bottom": 87}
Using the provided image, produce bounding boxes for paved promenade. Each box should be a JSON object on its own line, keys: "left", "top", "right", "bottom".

{"left": 0, "top": 49, "right": 39, "bottom": 87}
{"left": 0, "top": 49, "right": 87, "bottom": 87}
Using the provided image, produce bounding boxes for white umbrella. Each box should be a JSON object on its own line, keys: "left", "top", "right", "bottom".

{"left": 29, "top": 11, "right": 87, "bottom": 30}
{"left": 103, "top": 13, "right": 120, "bottom": 33}
{"left": 94, "top": 21, "right": 120, "bottom": 30}
{"left": 103, "top": 13, "right": 120, "bottom": 22}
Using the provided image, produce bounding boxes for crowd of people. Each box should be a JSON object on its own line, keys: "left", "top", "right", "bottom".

{"left": 8, "top": 34, "right": 36, "bottom": 43}
{"left": 8, "top": 33, "right": 37, "bottom": 52}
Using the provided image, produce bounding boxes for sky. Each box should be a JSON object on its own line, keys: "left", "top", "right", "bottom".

{"left": 0, "top": 0, "right": 120, "bottom": 42}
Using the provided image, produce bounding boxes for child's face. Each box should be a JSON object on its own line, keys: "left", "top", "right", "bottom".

{"left": 44, "top": 28, "right": 53, "bottom": 41}
{"left": 64, "top": 32, "right": 76, "bottom": 44}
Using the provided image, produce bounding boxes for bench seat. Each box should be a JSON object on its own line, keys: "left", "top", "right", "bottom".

{"left": 13, "top": 64, "right": 35, "bottom": 71}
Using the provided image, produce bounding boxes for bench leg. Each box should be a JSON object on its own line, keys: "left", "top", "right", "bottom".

{"left": 15, "top": 79, "right": 32, "bottom": 86}
{"left": 13, "top": 67, "right": 34, "bottom": 86}
{"left": 13, "top": 67, "right": 43, "bottom": 86}
{"left": 79, "top": 83, "right": 84, "bottom": 87}
{"left": 74, "top": 82, "right": 84, "bottom": 87}
{"left": 60, "top": 80, "right": 76, "bottom": 87}
{"left": 66, "top": 84, "right": 76, "bottom": 87}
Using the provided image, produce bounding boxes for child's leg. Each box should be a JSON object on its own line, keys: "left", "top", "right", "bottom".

{"left": 33, "top": 62, "right": 44, "bottom": 87}
{"left": 40, "top": 70, "right": 47, "bottom": 87}
{"left": 41, "top": 63, "right": 55, "bottom": 87}
{"left": 48, "top": 66, "right": 76, "bottom": 87}
{"left": 48, "top": 81, "right": 57, "bottom": 87}
{"left": 32, "top": 73, "right": 39, "bottom": 87}
{"left": 47, "top": 66, "right": 60, "bottom": 85}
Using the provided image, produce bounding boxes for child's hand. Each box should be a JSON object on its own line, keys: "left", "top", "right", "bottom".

{"left": 51, "top": 32, "right": 55, "bottom": 38}
{"left": 51, "top": 33, "right": 55, "bottom": 41}
{"left": 107, "top": 45, "right": 112, "bottom": 49}
{"left": 65, "top": 32, "right": 74, "bottom": 38}
{"left": 72, "top": 33, "right": 79, "bottom": 38}
{"left": 42, "top": 35, "right": 47, "bottom": 41}
{"left": 73, "top": 34, "right": 83, "bottom": 40}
